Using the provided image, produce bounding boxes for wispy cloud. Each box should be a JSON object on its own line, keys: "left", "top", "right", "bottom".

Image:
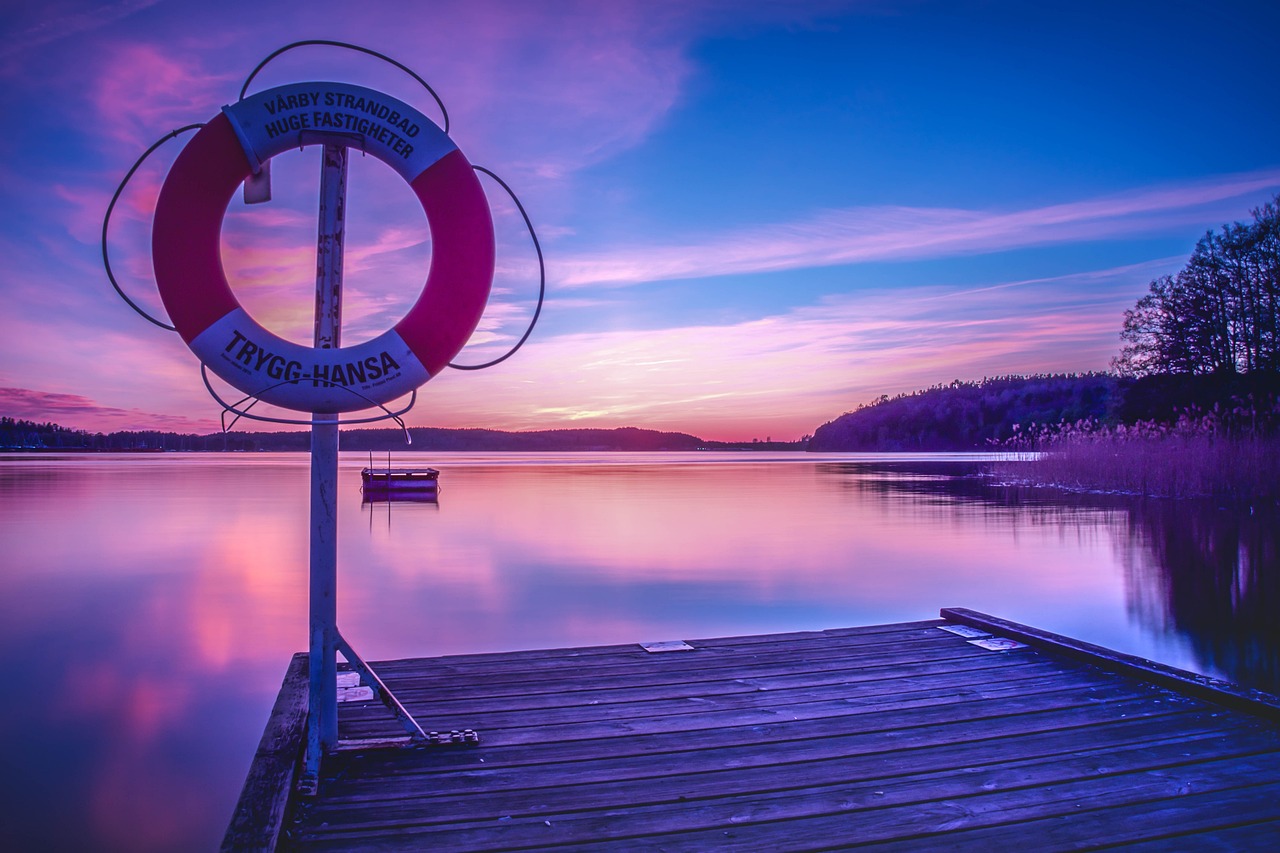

{"left": 90, "top": 42, "right": 235, "bottom": 148}
{"left": 555, "top": 170, "right": 1280, "bottom": 288}
{"left": 10, "top": 260, "right": 1129, "bottom": 439}
{"left": 0, "top": 0, "right": 162, "bottom": 59}
{"left": 0, "top": 386, "right": 218, "bottom": 433}
{"left": 413, "top": 260, "right": 1157, "bottom": 440}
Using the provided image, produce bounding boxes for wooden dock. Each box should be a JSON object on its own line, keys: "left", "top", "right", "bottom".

{"left": 226, "top": 609, "right": 1280, "bottom": 851}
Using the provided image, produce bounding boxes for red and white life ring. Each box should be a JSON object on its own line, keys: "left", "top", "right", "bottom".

{"left": 152, "top": 81, "right": 494, "bottom": 413}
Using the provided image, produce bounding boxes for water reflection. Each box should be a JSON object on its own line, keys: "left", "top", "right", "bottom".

{"left": 0, "top": 456, "right": 309, "bottom": 852}
{"left": 0, "top": 452, "right": 1276, "bottom": 852}
{"left": 827, "top": 459, "right": 1280, "bottom": 694}
{"left": 1118, "top": 500, "right": 1280, "bottom": 694}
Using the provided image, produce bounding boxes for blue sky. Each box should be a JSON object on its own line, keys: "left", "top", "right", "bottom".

{"left": 1, "top": 0, "right": 1277, "bottom": 440}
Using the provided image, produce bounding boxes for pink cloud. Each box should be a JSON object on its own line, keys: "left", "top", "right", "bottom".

{"left": 90, "top": 42, "right": 234, "bottom": 148}
{"left": 406, "top": 261, "right": 1154, "bottom": 441}
{"left": 0, "top": 387, "right": 218, "bottom": 434}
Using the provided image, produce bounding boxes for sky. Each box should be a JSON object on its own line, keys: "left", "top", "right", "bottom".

{"left": 1, "top": 0, "right": 1278, "bottom": 442}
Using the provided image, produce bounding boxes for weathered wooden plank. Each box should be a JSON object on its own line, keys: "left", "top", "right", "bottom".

{"left": 680, "top": 622, "right": 948, "bottom": 653}
{"left": 358, "top": 637, "right": 1029, "bottom": 701}
{"left": 364, "top": 620, "right": 946, "bottom": 678}
{"left": 1107, "top": 820, "right": 1280, "bottom": 851}
{"left": 737, "top": 648, "right": 1043, "bottom": 691}
{"left": 365, "top": 629, "right": 989, "bottom": 697}
{"left": 852, "top": 779, "right": 1280, "bottom": 851}
{"left": 223, "top": 653, "right": 308, "bottom": 853}
{"left": 296, "top": 755, "right": 1280, "bottom": 851}
{"left": 335, "top": 662, "right": 1107, "bottom": 737}
{"left": 360, "top": 648, "right": 995, "bottom": 706}
{"left": 313, "top": 712, "right": 1259, "bottom": 821}
{"left": 437, "top": 770, "right": 1280, "bottom": 853}
{"left": 333, "top": 665, "right": 1039, "bottom": 739}
{"left": 310, "top": 714, "right": 1266, "bottom": 823}
{"left": 345, "top": 640, "right": 1085, "bottom": 712}
{"left": 295, "top": 726, "right": 1280, "bottom": 845}
{"left": 942, "top": 607, "right": 1280, "bottom": 720}
{"left": 315, "top": 696, "right": 1209, "bottom": 803}
{"left": 336, "top": 668, "right": 1166, "bottom": 749}
{"left": 359, "top": 680, "right": 1166, "bottom": 765}
{"left": 818, "top": 619, "right": 945, "bottom": 638}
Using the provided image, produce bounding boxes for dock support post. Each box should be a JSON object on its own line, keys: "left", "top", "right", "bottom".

{"left": 295, "top": 141, "right": 459, "bottom": 790}
{"left": 303, "top": 143, "right": 347, "bottom": 791}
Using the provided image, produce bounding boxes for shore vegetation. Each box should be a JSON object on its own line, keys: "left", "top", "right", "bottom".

{"left": 994, "top": 405, "right": 1280, "bottom": 504}
{"left": 1004, "top": 193, "right": 1280, "bottom": 505}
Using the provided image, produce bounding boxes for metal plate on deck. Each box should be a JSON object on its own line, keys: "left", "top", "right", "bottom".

{"left": 337, "top": 685, "right": 375, "bottom": 702}
{"left": 968, "top": 637, "right": 1029, "bottom": 651}
{"left": 938, "top": 624, "right": 991, "bottom": 638}
{"left": 641, "top": 640, "right": 695, "bottom": 653}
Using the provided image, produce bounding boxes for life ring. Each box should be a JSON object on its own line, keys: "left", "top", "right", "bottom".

{"left": 152, "top": 81, "right": 494, "bottom": 413}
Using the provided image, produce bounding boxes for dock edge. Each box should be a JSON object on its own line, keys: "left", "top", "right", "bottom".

{"left": 221, "top": 652, "right": 309, "bottom": 852}
{"left": 941, "top": 607, "right": 1280, "bottom": 722}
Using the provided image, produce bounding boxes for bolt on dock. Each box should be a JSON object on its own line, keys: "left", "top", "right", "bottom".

{"left": 226, "top": 609, "right": 1280, "bottom": 851}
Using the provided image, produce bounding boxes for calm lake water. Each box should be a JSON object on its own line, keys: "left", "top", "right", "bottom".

{"left": 1, "top": 451, "right": 1276, "bottom": 851}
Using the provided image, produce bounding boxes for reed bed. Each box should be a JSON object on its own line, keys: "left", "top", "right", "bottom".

{"left": 993, "top": 411, "right": 1280, "bottom": 503}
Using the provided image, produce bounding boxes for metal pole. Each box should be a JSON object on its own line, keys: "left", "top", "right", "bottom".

{"left": 305, "top": 143, "right": 347, "bottom": 784}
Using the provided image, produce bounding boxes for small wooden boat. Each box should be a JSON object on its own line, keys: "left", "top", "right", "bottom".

{"left": 360, "top": 453, "right": 440, "bottom": 501}
{"left": 361, "top": 466, "right": 439, "bottom": 491}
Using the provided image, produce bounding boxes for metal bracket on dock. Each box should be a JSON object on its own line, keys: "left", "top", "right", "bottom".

{"left": 332, "top": 728, "right": 481, "bottom": 754}
{"left": 334, "top": 633, "right": 482, "bottom": 749}
{"left": 424, "top": 729, "right": 481, "bottom": 746}
{"left": 297, "top": 630, "right": 483, "bottom": 795}
{"left": 334, "top": 633, "right": 427, "bottom": 742}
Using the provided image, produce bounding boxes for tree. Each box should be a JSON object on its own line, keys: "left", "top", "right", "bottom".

{"left": 1115, "top": 196, "right": 1280, "bottom": 376}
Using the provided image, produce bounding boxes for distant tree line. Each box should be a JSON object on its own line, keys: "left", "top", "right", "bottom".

{"left": 0, "top": 418, "right": 256, "bottom": 451}
{"left": 348, "top": 426, "right": 708, "bottom": 452}
{"left": 1116, "top": 195, "right": 1279, "bottom": 377}
{"left": 0, "top": 418, "right": 804, "bottom": 453}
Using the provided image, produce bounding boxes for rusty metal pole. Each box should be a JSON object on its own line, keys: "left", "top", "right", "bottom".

{"left": 303, "top": 142, "right": 347, "bottom": 788}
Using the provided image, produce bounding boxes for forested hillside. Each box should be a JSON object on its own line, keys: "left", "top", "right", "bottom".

{"left": 808, "top": 375, "right": 1123, "bottom": 451}
{"left": 808, "top": 372, "right": 1280, "bottom": 452}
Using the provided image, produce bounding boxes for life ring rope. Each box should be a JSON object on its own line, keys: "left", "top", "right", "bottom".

{"left": 201, "top": 363, "right": 417, "bottom": 437}
{"left": 449, "top": 165, "right": 546, "bottom": 371}
{"left": 238, "top": 40, "right": 449, "bottom": 133}
{"left": 101, "top": 123, "right": 203, "bottom": 332}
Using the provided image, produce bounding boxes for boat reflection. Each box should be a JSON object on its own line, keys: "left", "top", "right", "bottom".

{"left": 360, "top": 457, "right": 440, "bottom": 503}
{"left": 360, "top": 470, "right": 441, "bottom": 529}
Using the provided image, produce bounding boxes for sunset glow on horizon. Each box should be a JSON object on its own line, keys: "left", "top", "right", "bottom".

{"left": 2, "top": 1, "right": 1278, "bottom": 441}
